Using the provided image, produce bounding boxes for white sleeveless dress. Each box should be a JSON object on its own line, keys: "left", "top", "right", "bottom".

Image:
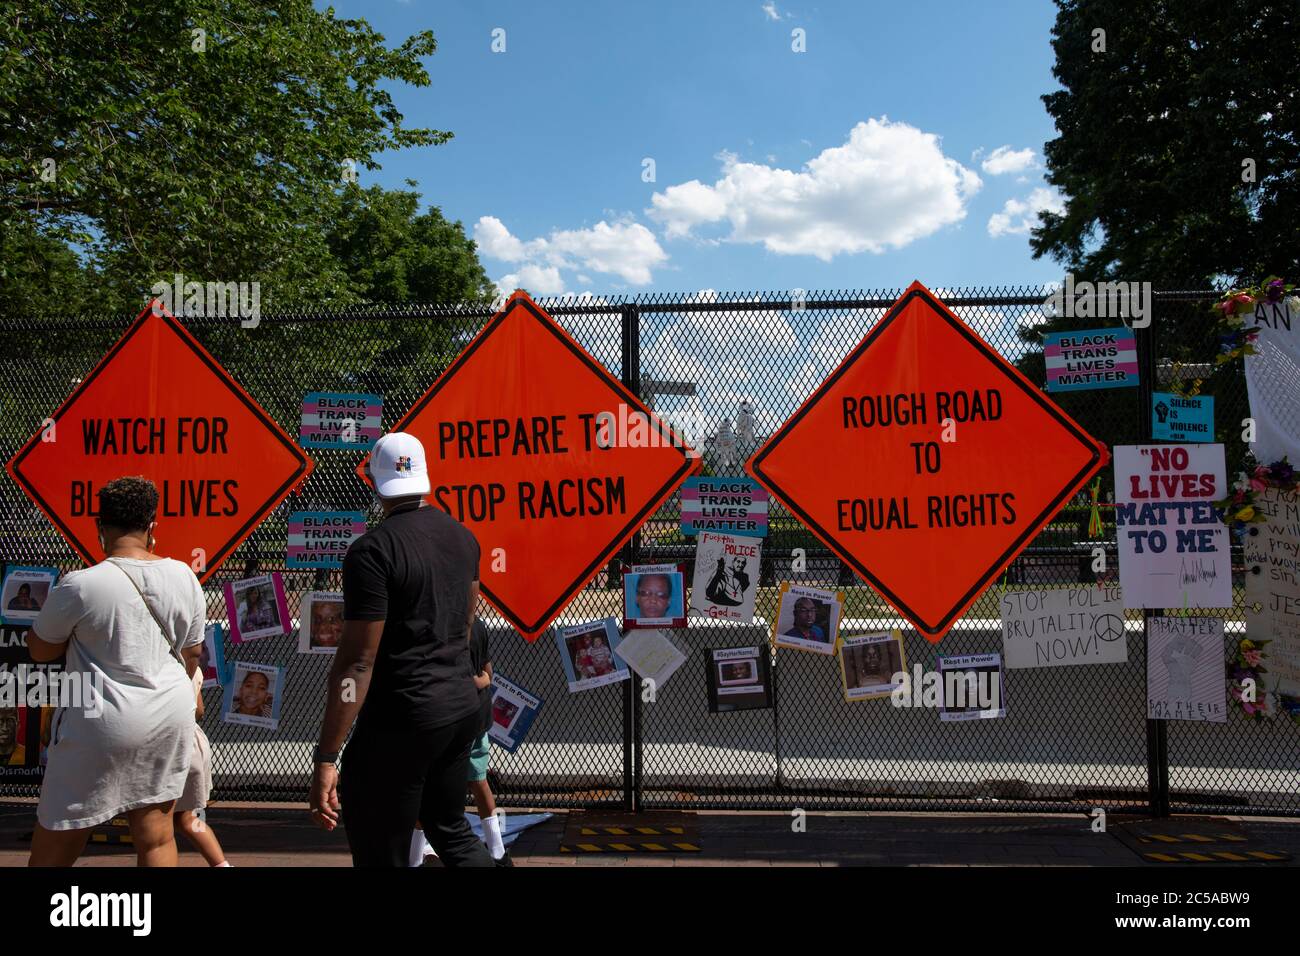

{"left": 33, "top": 558, "right": 205, "bottom": 830}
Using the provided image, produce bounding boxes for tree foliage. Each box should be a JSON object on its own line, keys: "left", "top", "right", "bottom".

{"left": 1033, "top": 0, "right": 1299, "bottom": 286}
{"left": 0, "top": 0, "right": 490, "bottom": 314}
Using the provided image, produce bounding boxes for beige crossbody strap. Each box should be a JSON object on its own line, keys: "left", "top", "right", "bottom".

{"left": 107, "top": 559, "right": 187, "bottom": 670}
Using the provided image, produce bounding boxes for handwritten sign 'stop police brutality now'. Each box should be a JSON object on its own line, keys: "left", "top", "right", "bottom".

{"left": 360, "top": 292, "right": 696, "bottom": 640}
{"left": 749, "top": 282, "right": 1107, "bottom": 641}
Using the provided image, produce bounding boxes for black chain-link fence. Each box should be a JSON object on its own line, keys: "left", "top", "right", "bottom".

{"left": 1, "top": 288, "right": 1295, "bottom": 816}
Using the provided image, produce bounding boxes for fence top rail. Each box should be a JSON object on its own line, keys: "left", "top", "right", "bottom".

{"left": 0, "top": 288, "right": 1220, "bottom": 331}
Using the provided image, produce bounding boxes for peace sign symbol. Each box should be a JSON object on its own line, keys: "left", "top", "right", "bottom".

{"left": 1094, "top": 613, "right": 1125, "bottom": 643}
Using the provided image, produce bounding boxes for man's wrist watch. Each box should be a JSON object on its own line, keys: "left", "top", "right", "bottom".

{"left": 313, "top": 745, "right": 340, "bottom": 766}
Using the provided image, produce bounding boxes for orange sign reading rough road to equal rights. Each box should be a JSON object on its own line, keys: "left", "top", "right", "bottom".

{"left": 361, "top": 291, "right": 698, "bottom": 640}
{"left": 748, "top": 281, "right": 1108, "bottom": 641}
{"left": 6, "top": 302, "right": 313, "bottom": 581}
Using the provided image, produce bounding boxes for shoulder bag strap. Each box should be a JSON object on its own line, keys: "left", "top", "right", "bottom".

{"left": 106, "top": 559, "right": 187, "bottom": 669}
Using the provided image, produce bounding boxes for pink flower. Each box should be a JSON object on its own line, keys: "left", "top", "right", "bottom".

{"left": 1254, "top": 465, "right": 1271, "bottom": 479}
{"left": 1245, "top": 650, "right": 1262, "bottom": 667}
{"left": 1250, "top": 478, "right": 1268, "bottom": 492}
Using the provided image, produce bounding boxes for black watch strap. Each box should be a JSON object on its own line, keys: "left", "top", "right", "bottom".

{"left": 313, "top": 745, "right": 340, "bottom": 765}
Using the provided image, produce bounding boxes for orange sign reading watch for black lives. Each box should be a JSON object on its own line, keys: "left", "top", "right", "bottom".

{"left": 748, "top": 281, "right": 1108, "bottom": 642}
{"left": 362, "top": 291, "right": 698, "bottom": 640}
{"left": 6, "top": 302, "right": 313, "bottom": 580}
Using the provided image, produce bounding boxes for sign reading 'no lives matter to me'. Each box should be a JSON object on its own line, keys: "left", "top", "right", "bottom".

{"left": 749, "top": 282, "right": 1108, "bottom": 641}
{"left": 6, "top": 303, "right": 313, "bottom": 580}
{"left": 361, "top": 291, "right": 698, "bottom": 640}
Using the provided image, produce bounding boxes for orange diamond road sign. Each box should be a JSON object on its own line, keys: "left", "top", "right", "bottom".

{"left": 748, "top": 281, "right": 1108, "bottom": 642}
{"left": 6, "top": 303, "right": 313, "bottom": 581}
{"left": 363, "top": 291, "right": 698, "bottom": 640}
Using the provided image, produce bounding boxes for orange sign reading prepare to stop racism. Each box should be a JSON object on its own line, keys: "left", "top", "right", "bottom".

{"left": 748, "top": 282, "right": 1108, "bottom": 641}
{"left": 6, "top": 303, "right": 313, "bottom": 580}
{"left": 363, "top": 291, "right": 698, "bottom": 640}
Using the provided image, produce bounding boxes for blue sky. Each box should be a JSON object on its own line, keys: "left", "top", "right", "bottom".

{"left": 324, "top": 0, "right": 1068, "bottom": 300}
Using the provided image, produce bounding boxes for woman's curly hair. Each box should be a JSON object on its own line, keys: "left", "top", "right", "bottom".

{"left": 97, "top": 476, "right": 159, "bottom": 532}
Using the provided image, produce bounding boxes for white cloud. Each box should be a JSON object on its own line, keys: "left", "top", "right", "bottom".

{"left": 980, "top": 145, "right": 1037, "bottom": 175}
{"left": 495, "top": 264, "right": 565, "bottom": 296}
{"left": 475, "top": 216, "right": 668, "bottom": 294}
{"left": 646, "top": 118, "right": 982, "bottom": 261}
{"left": 987, "top": 187, "right": 1065, "bottom": 238}
{"left": 761, "top": 2, "right": 784, "bottom": 21}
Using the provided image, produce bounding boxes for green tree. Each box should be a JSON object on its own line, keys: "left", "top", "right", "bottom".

{"left": 0, "top": 0, "right": 451, "bottom": 313}
{"left": 327, "top": 183, "right": 495, "bottom": 305}
{"left": 1033, "top": 0, "right": 1299, "bottom": 286}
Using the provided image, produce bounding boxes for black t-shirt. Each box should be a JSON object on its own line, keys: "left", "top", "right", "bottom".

{"left": 342, "top": 504, "right": 481, "bottom": 731}
{"left": 468, "top": 618, "right": 493, "bottom": 736}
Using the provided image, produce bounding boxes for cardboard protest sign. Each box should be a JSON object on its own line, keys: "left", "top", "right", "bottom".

{"left": 1244, "top": 486, "right": 1300, "bottom": 699}
{"left": 1043, "top": 327, "right": 1138, "bottom": 392}
{"left": 680, "top": 477, "right": 769, "bottom": 536}
{"left": 689, "top": 532, "right": 760, "bottom": 622}
{"left": 1146, "top": 616, "right": 1227, "bottom": 722}
{"left": 1152, "top": 392, "right": 1214, "bottom": 443}
{"left": 999, "top": 585, "right": 1128, "bottom": 669}
{"left": 286, "top": 511, "right": 365, "bottom": 569}
{"left": 1244, "top": 296, "right": 1300, "bottom": 464}
{"left": 1114, "top": 444, "right": 1232, "bottom": 609}
{"left": 300, "top": 392, "right": 382, "bottom": 449}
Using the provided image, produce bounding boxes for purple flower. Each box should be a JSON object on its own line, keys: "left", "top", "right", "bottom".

{"left": 1269, "top": 460, "right": 1295, "bottom": 485}
{"left": 1265, "top": 279, "right": 1285, "bottom": 303}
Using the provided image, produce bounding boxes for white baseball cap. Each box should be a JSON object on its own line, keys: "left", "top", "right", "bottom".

{"left": 369, "top": 432, "right": 431, "bottom": 498}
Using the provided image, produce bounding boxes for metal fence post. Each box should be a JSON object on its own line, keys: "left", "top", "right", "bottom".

{"left": 619, "top": 303, "right": 641, "bottom": 812}
{"left": 1136, "top": 313, "right": 1170, "bottom": 817}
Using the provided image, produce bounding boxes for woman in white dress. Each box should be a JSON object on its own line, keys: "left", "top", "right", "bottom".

{"left": 27, "top": 476, "right": 206, "bottom": 867}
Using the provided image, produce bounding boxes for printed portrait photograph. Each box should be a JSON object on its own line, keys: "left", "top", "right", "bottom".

{"left": 623, "top": 568, "right": 685, "bottom": 625}
{"left": 0, "top": 705, "right": 26, "bottom": 766}
{"left": 300, "top": 592, "right": 345, "bottom": 653}
{"left": 226, "top": 665, "right": 276, "bottom": 717}
{"left": 234, "top": 578, "right": 281, "bottom": 635}
{"left": 0, "top": 567, "right": 57, "bottom": 625}
{"left": 779, "top": 594, "right": 832, "bottom": 644}
{"left": 492, "top": 696, "right": 521, "bottom": 732}
{"left": 564, "top": 629, "right": 618, "bottom": 680}
{"left": 717, "top": 660, "right": 757, "bottom": 686}
{"left": 843, "top": 639, "right": 903, "bottom": 690}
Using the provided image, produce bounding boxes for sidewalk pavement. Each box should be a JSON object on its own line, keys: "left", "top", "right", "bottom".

{"left": 2, "top": 803, "right": 1297, "bottom": 867}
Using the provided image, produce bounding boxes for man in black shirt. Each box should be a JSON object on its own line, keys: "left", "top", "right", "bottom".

{"left": 309, "top": 431, "right": 493, "bottom": 867}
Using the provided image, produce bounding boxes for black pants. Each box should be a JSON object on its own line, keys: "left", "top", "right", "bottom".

{"left": 339, "top": 710, "right": 493, "bottom": 867}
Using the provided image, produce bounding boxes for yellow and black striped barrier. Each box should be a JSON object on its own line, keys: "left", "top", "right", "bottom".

{"left": 1114, "top": 818, "right": 1289, "bottom": 864}
{"left": 560, "top": 814, "right": 701, "bottom": 853}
